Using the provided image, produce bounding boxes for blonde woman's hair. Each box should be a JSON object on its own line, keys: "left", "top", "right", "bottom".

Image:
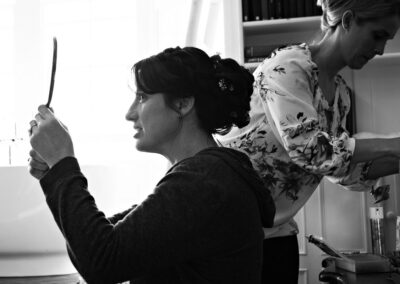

{"left": 318, "top": 0, "right": 400, "bottom": 32}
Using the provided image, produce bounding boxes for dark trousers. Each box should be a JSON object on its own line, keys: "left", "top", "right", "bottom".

{"left": 262, "top": 235, "right": 299, "bottom": 284}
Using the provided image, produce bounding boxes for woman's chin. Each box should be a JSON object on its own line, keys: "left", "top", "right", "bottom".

{"left": 135, "top": 141, "right": 144, "bottom": 152}
{"left": 135, "top": 141, "right": 152, "bottom": 153}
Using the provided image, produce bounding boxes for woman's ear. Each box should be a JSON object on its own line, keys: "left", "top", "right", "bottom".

{"left": 342, "top": 10, "right": 354, "bottom": 31}
{"left": 175, "top": 96, "right": 195, "bottom": 117}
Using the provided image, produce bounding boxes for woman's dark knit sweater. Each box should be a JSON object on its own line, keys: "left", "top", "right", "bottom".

{"left": 40, "top": 147, "right": 275, "bottom": 284}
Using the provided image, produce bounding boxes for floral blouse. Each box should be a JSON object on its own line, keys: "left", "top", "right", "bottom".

{"left": 219, "top": 44, "right": 375, "bottom": 238}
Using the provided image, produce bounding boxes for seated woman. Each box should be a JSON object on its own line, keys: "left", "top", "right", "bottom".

{"left": 28, "top": 46, "right": 275, "bottom": 284}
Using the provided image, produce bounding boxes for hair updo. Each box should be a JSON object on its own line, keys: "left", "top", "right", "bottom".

{"left": 133, "top": 46, "right": 254, "bottom": 135}
{"left": 318, "top": 0, "right": 400, "bottom": 33}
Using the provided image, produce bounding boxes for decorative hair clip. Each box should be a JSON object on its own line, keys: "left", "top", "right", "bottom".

{"left": 218, "top": 78, "right": 234, "bottom": 92}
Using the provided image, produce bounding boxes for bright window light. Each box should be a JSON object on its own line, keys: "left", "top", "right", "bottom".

{"left": 1, "top": 0, "right": 192, "bottom": 205}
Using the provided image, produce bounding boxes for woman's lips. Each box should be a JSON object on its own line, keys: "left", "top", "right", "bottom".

{"left": 133, "top": 127, "right": 142, "bottom": 138}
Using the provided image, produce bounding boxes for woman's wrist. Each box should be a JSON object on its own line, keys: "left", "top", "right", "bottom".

{"left": 48, "top": 152, "right": 75, "bottom": 169}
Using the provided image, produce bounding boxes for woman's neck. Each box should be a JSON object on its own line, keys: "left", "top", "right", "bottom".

{"left": 309, "top": 31, "right": 346, "bottom": 79}
{"left": 165, "top": 130, "right": 218, "bottom": 165}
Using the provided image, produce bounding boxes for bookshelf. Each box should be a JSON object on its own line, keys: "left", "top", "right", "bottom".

{"left": 243, "top": 16, "right": 320, "bottom": 34}
{"left": 225, "top": 0, "right": 400, "bottom": 68}
{"left": 243, "top": 16, "right": 320, "bottom": 70}
{"left": 221, "top": 0, "right": 321, "bottom": 65}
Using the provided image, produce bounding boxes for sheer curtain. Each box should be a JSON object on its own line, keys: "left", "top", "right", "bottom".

{"left": 0, "top": 0, "right": 16, "bottom": 164}
{"left": 0, "top": 0, "right": 195, "bottom": 208}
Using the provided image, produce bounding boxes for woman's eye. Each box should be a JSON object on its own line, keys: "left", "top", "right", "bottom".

{"left": 136, "top": 92, "right": 146, "bottom": 103}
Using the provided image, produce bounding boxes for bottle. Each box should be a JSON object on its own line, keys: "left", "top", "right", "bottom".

{"left": 370, "top": 207, "right": 385, "bottom": 255}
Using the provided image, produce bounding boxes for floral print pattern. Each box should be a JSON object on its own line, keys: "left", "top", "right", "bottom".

{"left": 219, "top": 44, "right": 375, "bottom": 233}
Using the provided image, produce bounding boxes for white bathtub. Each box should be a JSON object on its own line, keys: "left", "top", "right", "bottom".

{"left": 0, "top": 162, "right": 162, "bottom": 276}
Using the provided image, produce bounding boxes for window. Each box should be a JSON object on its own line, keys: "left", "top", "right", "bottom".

{"left": 0, "top": 0, "right": 197, "bottom": 208}
{"left": 0, "top": 0, "right": 16, "bottom": 164}
{"left": 1, "top": 0, "right": 228, "bottom": 206}
{"left": 1, "top": 0, "right": 193, "bottom": 162}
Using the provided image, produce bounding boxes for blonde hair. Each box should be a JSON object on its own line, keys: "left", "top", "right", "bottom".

{"left": 318, "top": 0, "right": 400, "bottom": 32}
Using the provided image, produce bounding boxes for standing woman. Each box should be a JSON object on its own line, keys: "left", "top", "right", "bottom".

{"left": 219, "top": 0, "right": 400, "bottom": 283}
{"left": 28, "top": 47, "right": 275, "bottom": 284}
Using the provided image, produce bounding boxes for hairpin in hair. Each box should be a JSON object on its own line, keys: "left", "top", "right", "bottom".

{"left": 218, "top": 78, "right": 234, "bottom": 92}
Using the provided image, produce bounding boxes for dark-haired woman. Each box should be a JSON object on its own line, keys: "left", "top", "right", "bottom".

{"left": 220, "top": 0, "right": 400, "bottom": 283}
{"left": 28, "top": 46, "right": 275, "bottom": 284}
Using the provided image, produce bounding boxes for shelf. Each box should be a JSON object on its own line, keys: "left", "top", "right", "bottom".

{"left": 244, "top": 62, "right": 261, "bottom": 68}
{"left": 243, "top": 16, "right": 320, "bottom": 35}
{"left": 244, "top": 53, "right": 400, "bottom": 74}
{"left": 244, "top": 62, "right": 261, "bottom": 73}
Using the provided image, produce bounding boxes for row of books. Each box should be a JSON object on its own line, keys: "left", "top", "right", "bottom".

{"left": 244, "top": 44, "right": 284, "bottom": 63}
{"left": 242, "top": 0, "right": 323, "bottom": 22}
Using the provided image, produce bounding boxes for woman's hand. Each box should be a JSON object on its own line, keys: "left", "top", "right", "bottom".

{"left": 29, "top": 105, "right": 75, "bottom": 168}
{"left": 28, "top": 149, "right": 50, "bottom": 180}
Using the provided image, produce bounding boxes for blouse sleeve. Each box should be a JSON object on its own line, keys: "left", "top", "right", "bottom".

{"left": 255, "top": 46, "right": 355, "bottom": 177}
{"left": 325, "top": 161, "right": 376, "bottom": 191}
{"left": 327, "top": 131, "right": 400, "bottom": 190}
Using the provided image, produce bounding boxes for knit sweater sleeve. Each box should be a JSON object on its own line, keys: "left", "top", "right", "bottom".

{"left": 107, "top": 205, "right": 138, "bottom": 225}
{"left": 40, "top": 157, "right": 224, "bottom": 284}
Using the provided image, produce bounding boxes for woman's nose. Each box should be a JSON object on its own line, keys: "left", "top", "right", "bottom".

{"left": 125, "top": 102, "right": 138, "bottom": 121}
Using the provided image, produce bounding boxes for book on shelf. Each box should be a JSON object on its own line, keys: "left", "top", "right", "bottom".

{"left": 288, "top": 0, "right": 297, "bottom": 18}
{"left": 261, "top": 0, "right": 270, "bottom": 20}
{"left": 268, "top": 0, "right": 275, "bottom": 19}
{"left": 305, "top": 0, "right": 313, "bottom": 17}
{"left": 274, "top": 0, "right": 283, "bottom": 19}
{"left": 296, "top": 0, "right": 305, "bottom": 17}
{"left": 244, "top": 44, "right": 280, "bottom": 59}
{"left": 282, "top": 0, "right": 290, "bottom": 18}
{"left": 252, "top": 0, "right": 262, "bottom": 20}
{"left": 242, "top": 0, "right": 250, "bottom": 21}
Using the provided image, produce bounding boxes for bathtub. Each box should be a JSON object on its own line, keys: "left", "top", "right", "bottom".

{"left": 0, "top": 162, "right": 162, "bottom": 276}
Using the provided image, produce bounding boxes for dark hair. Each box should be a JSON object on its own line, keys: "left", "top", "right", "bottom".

{"left": 318, "top": 0, "right": 400, "bottom": 32}
{"left": 132, "top": 46, "right": 254, "bottom": 135}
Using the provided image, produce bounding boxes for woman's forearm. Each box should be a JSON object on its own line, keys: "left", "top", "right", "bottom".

{"left": 351, "top": 137, "right": 400, "bottom": 165}
{"left": 366, "top": 156, "right": 399, "bottom": 180}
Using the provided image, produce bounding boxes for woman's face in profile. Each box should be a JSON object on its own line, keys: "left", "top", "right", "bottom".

{"left": 125, "top": 89, "right": 180, "bottom": 154}
{"left": 341, "top": 14, "right": 400, "bottom": 69}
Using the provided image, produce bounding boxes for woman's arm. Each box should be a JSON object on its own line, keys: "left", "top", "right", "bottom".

{"left": 107, "top": 205, "right": 137, "bottom": 225}
{"left": 366, "top": 156, "right": 399, "bottom": 179}
{"left": 352, "top": 137, "right": 400, "bottom": 165}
